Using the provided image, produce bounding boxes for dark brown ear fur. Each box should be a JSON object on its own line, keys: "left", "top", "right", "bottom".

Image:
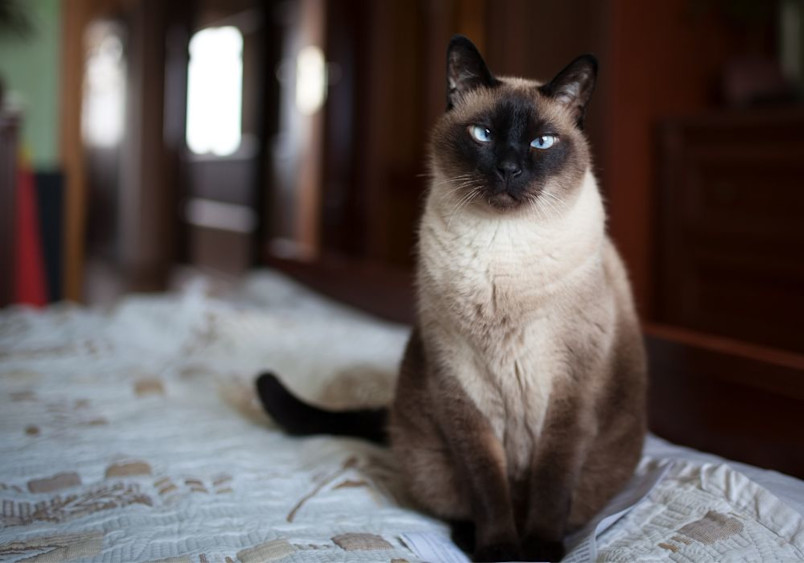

{"left": 446, "top": 35, "right": 499, "bottom": 110}
{"left": 539, "top": 54, "right": 598, "bottom": 128}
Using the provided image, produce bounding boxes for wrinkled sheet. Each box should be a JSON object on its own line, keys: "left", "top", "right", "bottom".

{"left": 1, "top": 271, "right": 802, "bottom": 562}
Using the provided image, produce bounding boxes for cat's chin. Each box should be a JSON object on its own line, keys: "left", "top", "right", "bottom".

{"left": 485, "top": 192, "right": 526, "bottom": 211}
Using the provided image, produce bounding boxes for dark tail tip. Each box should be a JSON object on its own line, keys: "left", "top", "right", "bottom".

{"left": 255, "top": 371, "right": 389, "bottom": 445}
{"left": 255, "top": 371, "right": 313, "bottom": 434}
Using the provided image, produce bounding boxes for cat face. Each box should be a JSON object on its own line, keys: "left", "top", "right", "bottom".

{"left": 430, "top": 36, "right": 597, "bottom": 213}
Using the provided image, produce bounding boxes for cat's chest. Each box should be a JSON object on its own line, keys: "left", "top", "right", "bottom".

{"left": 419, "top": 211, "right": 599, "bottom": 474}
{"left": 421, "top": 216, "right": 569, "bottom": 330}
{"left": 430, "top": 295, "right": 566, "bottom": 475}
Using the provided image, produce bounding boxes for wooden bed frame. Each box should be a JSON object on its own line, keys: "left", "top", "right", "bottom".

{"left": 266, "top": 256, "right": 804, "bottom": 480}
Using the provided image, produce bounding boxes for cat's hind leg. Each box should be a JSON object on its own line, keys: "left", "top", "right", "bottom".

{"left": 390, "top": 388, "right": 470, "bottom": 519}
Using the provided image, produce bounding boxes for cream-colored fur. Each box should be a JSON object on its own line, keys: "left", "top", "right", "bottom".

{"left": 418, "top": 168, "right": 613, "bottom": 476}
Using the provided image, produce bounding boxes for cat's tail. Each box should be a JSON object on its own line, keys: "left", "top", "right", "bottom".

{"left": 255, "top": 372, "right": 389, "bottom": 445}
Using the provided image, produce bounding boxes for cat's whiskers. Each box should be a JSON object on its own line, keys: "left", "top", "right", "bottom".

{"left": 540, "top": 191, "right": 566, "bottom": 209}
{"left": 540, "top": 195, "right": 560, "bottom": 215}
{"left": 452, "top": 185, "right": 482, "bottom": 213}
{"left": 449, "top": 180, "right": 476, "bottom": 193}
{"left": 525, "top": 190, "right": 566, "bottom": 222}
{"left": 526, "top": 192, "right": 557, "bottom": 222}
{"left": 431, "top": 174, "right": 477, "bottom": 195}
{"left": 526, "top": 193, "right": 549, "bottom": 222}
{"left": 446, "top": 185, "right": 483, "bottom": 228}
{"left": 443, "top": 175, "right": 477, "bottom": 188}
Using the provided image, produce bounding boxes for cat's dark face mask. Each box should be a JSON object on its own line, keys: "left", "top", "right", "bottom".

{"left": 433, "top": 36, "right": 597, "bottom": 212}
{"left": 455, "top": 94, "right": 573, "bottom": 209}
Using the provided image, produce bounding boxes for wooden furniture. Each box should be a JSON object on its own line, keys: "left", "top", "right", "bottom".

{"left": 644, "top": 109, "right": 804, "bottom": 477}
{"left": 656, "top": 109, "right": 804, "bottom": 355}
{"left": 0, "top": 112, "right": 19, "bottom": 307}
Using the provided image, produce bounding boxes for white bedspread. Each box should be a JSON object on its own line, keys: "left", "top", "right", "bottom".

{"left": 1, "top": 271, "right": 803, "bottom": 562}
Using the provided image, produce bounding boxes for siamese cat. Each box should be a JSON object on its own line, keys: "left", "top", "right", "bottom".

{"left": 257, "top": 36, "right": 646, "bottom": 562}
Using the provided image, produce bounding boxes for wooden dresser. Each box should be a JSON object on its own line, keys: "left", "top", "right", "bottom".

{"left": 656, "top": 109, "right": 804, "bottom": 356}
{"left": 645, "top": 109, "right": 804, "bottom": 476}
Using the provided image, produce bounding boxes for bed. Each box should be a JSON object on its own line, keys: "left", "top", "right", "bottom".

{"left": 1, "top": 270, "right": 803, "bottom": 562}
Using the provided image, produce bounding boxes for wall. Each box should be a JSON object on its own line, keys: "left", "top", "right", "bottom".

{"left": 0, "top": 0, "right": 61, "bottom": 170}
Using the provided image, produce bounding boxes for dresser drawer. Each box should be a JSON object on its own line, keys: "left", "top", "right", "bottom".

{"left": 656, "top": 111, "right": 804, "bottom": 354}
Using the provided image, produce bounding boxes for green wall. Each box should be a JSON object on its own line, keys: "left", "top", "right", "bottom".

{"left": 0, "top": 0, "right": 62, "bottom": 169}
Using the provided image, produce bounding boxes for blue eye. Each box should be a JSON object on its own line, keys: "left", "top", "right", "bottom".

{"left": 469, "top": 125, "right": 492, "bottom": 143}
{"left": 530, "top": 135, "right": 557, "bottom": 149}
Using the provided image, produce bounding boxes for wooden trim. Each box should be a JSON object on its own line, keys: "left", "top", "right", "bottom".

{"left": 646, "top": 322, "right": 804, "bottom": 373}
{"left": 646, "top": 327, "right": 804, "bottom": 478}
{"left": 644, "top": 323, "right": 804, "bottom": 401}
{"left": 60, "top": 0, "right": 89, "bottom": 302}
{"left": 295, "top": 0, "right": 326, "bottom": 258}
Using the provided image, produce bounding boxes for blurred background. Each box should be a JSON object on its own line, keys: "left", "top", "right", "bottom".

{"left": 1, "top": 4, "right": 804, "bottom": 342}
{"left": 1, "top": 0, "right": 803, "bottom": 472}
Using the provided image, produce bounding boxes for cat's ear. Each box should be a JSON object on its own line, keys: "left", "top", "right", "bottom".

{"left": 446, "top": 35, "right": 497, "bottom": 110}
{"left": 539, "top": 54, "right": 598, "bottom": 128}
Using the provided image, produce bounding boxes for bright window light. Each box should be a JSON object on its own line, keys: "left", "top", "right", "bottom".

{"left": 82, "top": 23, "right": 126, "bottom": 148}
{"left": 296, "top": 45, "right": 327, "bottom": 115}
{"left": 186, "top": 26, "right": 243, "bottom": 156}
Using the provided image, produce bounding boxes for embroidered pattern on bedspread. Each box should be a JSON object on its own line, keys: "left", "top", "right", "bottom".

{"left": 0, "top": 271, "right": 802, "bottom": 562}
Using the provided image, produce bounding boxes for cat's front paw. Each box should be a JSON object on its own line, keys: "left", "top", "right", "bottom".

{"left": 473, "top": 541, "right": 521, "bottom": 562}
{"left": 521, "top": 535, "right": 564, "bottom": 562}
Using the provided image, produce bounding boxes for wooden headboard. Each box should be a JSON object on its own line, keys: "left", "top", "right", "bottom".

{"left": 266, "top": 256, "right": 804, "bottom": 479}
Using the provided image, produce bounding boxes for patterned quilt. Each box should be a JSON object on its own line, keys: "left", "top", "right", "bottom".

{"left": 1, "top": 271, "right": 803, "bottom": 562}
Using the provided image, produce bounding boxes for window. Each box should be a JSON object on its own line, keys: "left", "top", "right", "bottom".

{"left": 185, "top": 26, "right": 243, "bottom": 156}
{"left": 82, "top": 21, "right": 125, "bottom": 149}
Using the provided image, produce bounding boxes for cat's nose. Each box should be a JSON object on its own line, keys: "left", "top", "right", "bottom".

{"left": 496, "top": 160, "right": 522, "bottom": 180}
